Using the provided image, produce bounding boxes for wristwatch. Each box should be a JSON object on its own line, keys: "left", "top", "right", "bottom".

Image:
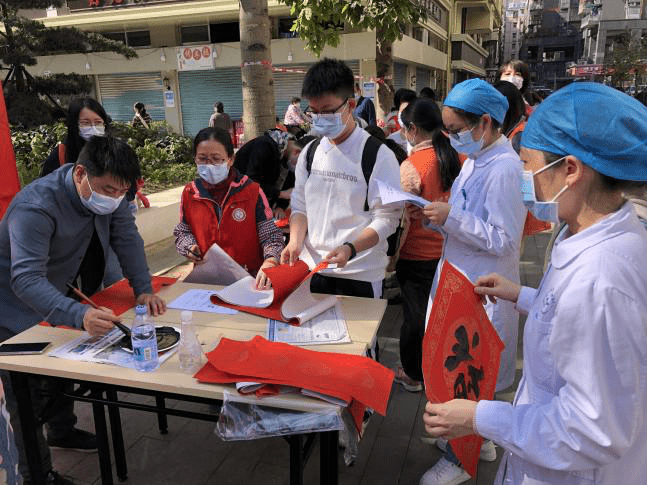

{"left": 342, "top": 242, "right": 357, "bottom": 261}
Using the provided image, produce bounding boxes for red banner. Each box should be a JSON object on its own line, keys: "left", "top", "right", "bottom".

{"left": 422, "top": 262, "right": 504, "bottom": 477}
{"left": 0, "top": 82, "right": 20, "bottom": 219}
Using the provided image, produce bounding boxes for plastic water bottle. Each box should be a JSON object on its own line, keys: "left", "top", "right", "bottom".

{"left": 131, "top": 305, "right": 159, "bottom": 372}
{"left": 177, "top": 311, "right": 202, "bottom": 374}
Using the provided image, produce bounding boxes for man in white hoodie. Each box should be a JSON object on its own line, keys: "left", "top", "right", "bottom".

{"left": 281, "top": 58, "right": 402, "bottom": 298}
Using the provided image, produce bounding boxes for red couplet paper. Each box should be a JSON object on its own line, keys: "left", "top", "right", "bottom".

{"left": 209, "top": 260, "right": 328, "bottom": 324}
{"left": 0, "top": 82, "right": 20, "bottom": 219}
{"left": 195, "top": 335, "right": 394, "bottom": 417}
{"left": 40, "top": 276, "right": 178, "bottom": 328}
{"left": 421, "top": 261, "right": 504, "bottom": 477}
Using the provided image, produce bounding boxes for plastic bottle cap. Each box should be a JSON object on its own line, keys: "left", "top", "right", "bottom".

{"left": 181, "top": 310, "right": 193, "bottom": 322}
{"left": 135, "top": 305, "right": 148, "bottom": 315}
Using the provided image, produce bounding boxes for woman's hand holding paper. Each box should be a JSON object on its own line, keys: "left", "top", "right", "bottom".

{"left": 474, "top": 273, "right": 521, "bottom": 304}
{"left": 423, "top": 399, "right": 478, "bottom": 440}
{"left": 256, "top": 259, "right": 277, "bottom": 289}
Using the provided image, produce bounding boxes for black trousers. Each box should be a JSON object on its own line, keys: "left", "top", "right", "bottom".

{"left": 310, "top": 273, "right": 378, "bottom": 299}
{"left": 395, "top": 258, "right": 439, "bottom": 382}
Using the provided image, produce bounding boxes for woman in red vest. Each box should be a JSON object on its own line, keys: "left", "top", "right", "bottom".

{"left": 174, "top": 127, "right": 284, "bottom": 288}
{"left": 393, "top": 98, "right": 462, "bottom": 392}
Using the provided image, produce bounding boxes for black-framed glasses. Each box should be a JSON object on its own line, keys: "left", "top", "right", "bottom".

{"left": 309, "top": 98, "right": 349, "bottom": 115}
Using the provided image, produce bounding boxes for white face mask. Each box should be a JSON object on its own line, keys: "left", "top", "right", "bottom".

{"left": 79, "top": 125, "right": 105, "bottom": 141}
{"left": 449, "top": 123, "right": 485, "bottom": 158}
{"left": 501, "top": 74, "right": 524, "bottom": 91}
{"left": 197, "top": 163, "right": 229, "bottom": 185}
{"left": 521, "top": 156, "right": 568, "bottom": 223}
{"left": 80, "top": 177, "right": 124, "bottom": 215}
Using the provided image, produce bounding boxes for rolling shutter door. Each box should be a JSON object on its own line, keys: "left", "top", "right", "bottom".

{"left": 98, "top": 73, "right": 164, "bottom": 123}
{"left": 178, "top": 68, "right": 243, "bottom": 137}
{"left": 416, "top": 67, "right": 431, "bottom": 91}
{"left": 394, "top": 62, "right": 407, "bottom": 91}
{"left": 273, "top": 60, "right": 360, "bottom": 119}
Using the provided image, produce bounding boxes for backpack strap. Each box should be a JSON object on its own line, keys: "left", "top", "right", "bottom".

{"left": 305, "top": 138, "right": 321, "bottom": 174}
{"left": 305, "top": 135, "right": 381, "bottom": 212}
{"left": 361, "top": 135, "right": 382, "bottom": 211}
{"left": 58, "top": 143, "right": 67, "bottom": 165}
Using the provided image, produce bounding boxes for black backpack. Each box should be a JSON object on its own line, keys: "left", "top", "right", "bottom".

{"left": 304, "top": 135, "right": 402, "bottom": 256}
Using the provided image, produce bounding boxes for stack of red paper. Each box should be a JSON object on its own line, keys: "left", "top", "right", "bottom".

{"left": 195, "top": 336, "right": 394, "bottom": 418}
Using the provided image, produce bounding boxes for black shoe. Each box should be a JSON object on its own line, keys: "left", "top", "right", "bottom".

{"left": 47, "top": 428, "right": 97, "bottom": 452}
{"left": 25, "top": 470, "right": 75, "bottom": 485}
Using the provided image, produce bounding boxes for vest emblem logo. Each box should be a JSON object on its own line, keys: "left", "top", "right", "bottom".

{"left": 232, "top": 208, "right": 246, "bottom": 222}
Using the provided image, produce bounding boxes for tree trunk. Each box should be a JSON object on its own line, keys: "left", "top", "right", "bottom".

{"left": 375, "top": 30, "right": 394, "bottom": 122}
{"left": 239, "top": 0, "right": 276, "bottom": 142}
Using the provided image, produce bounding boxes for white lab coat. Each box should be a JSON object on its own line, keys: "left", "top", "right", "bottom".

{"left": 426, "top": 136, "right": 526, "bottom": 391}
{"left": 474, "top": 202, "right": 647, "bottom": 485}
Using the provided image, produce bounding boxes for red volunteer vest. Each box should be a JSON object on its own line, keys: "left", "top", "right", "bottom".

{"left": 181, "top": 178, "right": 264, "bottom": 275}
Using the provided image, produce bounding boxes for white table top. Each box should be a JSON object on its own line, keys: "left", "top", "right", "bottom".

{"left": 0, "top": 282, "right": 387, "bottom": 413}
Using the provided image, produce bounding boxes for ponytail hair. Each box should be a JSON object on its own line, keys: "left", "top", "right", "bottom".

{"left": 401, "top": 98, "right": 461, "bottom": 192}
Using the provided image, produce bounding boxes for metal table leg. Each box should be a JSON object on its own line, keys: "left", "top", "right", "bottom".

{"left": 155, "top": 396, "right": 168, "bottom": 434}
{"left": 319, "top": 430, "right": 338, "bottom": 485}
{"left": 90, "top": 388, "right": 114, "bottom": 485}
{"left": 287, "top": 435, "right": 304, "bottom": 485}
{"left": 10, "top": 372, "right": 46, "bottom": 485}
{"left": 106, "top": 390, "right": 127, "bottom": 481}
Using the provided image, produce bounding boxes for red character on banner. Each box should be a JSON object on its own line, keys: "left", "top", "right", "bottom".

{"left": 88, "top": 0, "right": 100, "bottom": 6}
{"left": 183, "top": 48, "right": 192, "bottom": 59}
{"left": 192, "top": 49, "right": 201, "bottom": 61}
{"left": 202, "top": 46, "right": 211, "bottom": 58}
{"left": 422, "top": 261, "right": 504, "bottom": 477}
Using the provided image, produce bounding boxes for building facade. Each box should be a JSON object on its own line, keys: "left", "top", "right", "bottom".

{"left": 520, "top": 0, "right": 583, "bottom": 89}
{"left": 579, "top": 0, "right": 647, "bottom": 65}
{"left": 502, "top": 0, "right": 529, "bottom": 62}
{"left": 26, "top": 0, "right": 502, "bottom": 135}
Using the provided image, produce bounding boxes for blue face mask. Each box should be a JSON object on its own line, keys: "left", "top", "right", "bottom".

{"left": 80, "top": 177, "right": 124, "bottom": 215}
{"left": 449, "top": 123, "right": 485, "bottom": 158}
{"left": 521, "top": 156, "right": 568, "bottom": 224}
{"left": 310, "top": 112, "right": 347, "bottom": 139}
{"left": 197, "top": 163, "right": 229, "bottom": 185}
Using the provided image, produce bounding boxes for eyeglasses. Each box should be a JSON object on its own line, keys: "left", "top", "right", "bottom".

{"left": 309, "top": 98, "right": 349, "bottom": 115}
{"left": 79, "top": 120, "right": 105, "bottom": 128}
{"left": 195, "top": 157, "right": 228, "bottom": 165}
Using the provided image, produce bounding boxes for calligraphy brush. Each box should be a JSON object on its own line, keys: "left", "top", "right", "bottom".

{"left": 65, "top": 283, "right": 132, "bottom": 337}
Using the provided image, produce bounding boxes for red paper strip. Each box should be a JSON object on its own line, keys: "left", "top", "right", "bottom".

{"left": 40, "top": 276, "right": 178, "bottom": 328}
{"left": 422, "top": 262, "right": 504, "bottom": 477}
{"left": 197, "top": 336, "right": 394, "bottom": 416}
{"left": 209, "top": 260, "right": 328, "bottom": 324}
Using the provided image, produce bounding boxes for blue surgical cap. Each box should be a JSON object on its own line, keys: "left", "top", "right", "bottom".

{"left": 522, "top": 82, "right": 647, "bottom": 182}
{"left": 444, "top": 79, "right": 509, "bottom": 124}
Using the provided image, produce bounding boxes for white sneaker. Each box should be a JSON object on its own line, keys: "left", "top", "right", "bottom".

{"left": 419, "top": 457, "right": 471, "bottom": 485}
{"left": 434, "top": 438, "right": 497, "bottom": 462}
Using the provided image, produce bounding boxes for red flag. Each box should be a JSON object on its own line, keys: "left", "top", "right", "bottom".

{"left": 0, "top": 82, "right": 20, "bottom": 219}
{"left": 422, "top": 261, "right": 504, "bottom": 477}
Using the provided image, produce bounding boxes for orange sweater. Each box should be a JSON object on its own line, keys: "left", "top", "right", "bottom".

{"left": 399, "top": 143, "right": 449, "bottom": 260}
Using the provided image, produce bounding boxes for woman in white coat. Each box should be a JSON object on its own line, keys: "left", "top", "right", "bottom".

{"left": 423, "top": 82, "right": 647, "bottom": 485}
{"left": 418, "top": 78, "right": 527, "bottom": 485}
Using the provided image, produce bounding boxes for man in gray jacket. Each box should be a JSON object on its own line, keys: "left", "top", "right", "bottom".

{"left": 0, "top": 135, "right": 165, "bottom": 484}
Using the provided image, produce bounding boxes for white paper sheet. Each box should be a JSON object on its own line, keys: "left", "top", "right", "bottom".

{"left": 48, "top": 328, "right": 177, "bottom": 369}
{"left": 267, "top": 304, "right": 350, "bottom": 345}
{"left": 167, "top": 289, "right": 239, "bottom": 314}
{"left": 376, "top": 178, "right": 431, "bottom": 208}
{"left": 183, "top": 243, "right": 251, "bottom": 286}
{"left": 376, "top": 179, "right": 443, "bottom": 232}
{"left": 212, "top": 276, "right": 274, "bottom": 308}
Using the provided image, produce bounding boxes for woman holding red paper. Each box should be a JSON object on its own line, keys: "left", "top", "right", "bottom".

{"left": 423, "top": 83, "right": 647, "bottom": 485}
{"left": 174, "top": 127, "right": 284, "bottom": 289}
